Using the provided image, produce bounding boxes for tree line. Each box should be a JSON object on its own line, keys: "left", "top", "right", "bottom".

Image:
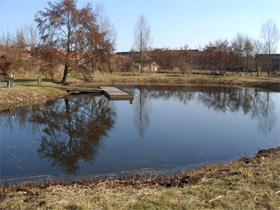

{"left": 0, "top": 0, "right": 279, "bottom": 83}
{"left": 131, "top": 17, "right": 279, "bottom": 77}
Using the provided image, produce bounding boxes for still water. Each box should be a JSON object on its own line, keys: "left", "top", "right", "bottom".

{"left": 0, "top": 86, "right": 279, "bottom": 183}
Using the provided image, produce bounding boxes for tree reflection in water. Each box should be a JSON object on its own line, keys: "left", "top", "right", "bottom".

{"left": 132, "top": 86, "right": 277, "bottom": 137}
{"left": 134, "top": 86, "right": 150, "bottom": 138}
{"left": 0, "top": 87, "right": 277, "bottom": 175}
{"left": 197, "top": 88, "right": 276, "bottom": 134}
{"left": 30, "top": 95, "right": 116, "bottom": 174}
{"left": 250, "top": 91, "right": 277, "bottom": 135}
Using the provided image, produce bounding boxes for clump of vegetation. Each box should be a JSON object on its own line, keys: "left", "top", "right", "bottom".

{"left": 1, "top": 148, "right": 279, "bottom": 209}
{"left": 0, "top": 85, "right": 68, "bottom": 111}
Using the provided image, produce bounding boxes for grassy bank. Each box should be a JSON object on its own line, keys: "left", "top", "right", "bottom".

{"left": 0, "top": 85, "right": 68, "bottom": 111}
{"left": 1, "top": 148, "right": 279, "bottom": 209}
{"left": 5, "top": 72, "right": 280, "bottom": 91}
{"left": 0, "top": 73, "right": 279, "bottom": 111}
{"left": 71, "top": 72, "right": 280, "bottom": 92}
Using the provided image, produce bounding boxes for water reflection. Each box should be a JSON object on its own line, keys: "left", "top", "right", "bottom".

{"left": 27, "top": 96, "right": 115, "bottom": 174}
{"left": 250, "top": 92, "right": 277, "bottom": 135}
{"left": 0, "top": 86, "right": 278, "bottom": 179}
{"left": 0, "top": 96, "right": 115, "bottom": 176}
{"left": 130, "top": 86, "right": 277, "bottom": 136}
{"left": 134, "top": 86, "right": 150, "bottom": 138}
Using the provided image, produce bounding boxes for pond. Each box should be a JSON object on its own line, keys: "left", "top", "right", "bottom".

{"left": 0, "top": 86, "right": 279, "bottom": 184}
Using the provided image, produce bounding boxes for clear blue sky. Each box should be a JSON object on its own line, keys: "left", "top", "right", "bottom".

{"left": 0, "top": 0, "right": 279, "bottom": 52}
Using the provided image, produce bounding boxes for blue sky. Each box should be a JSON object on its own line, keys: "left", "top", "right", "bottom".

{"left": 0, "top": 0, "right": 279, "bottom": 52}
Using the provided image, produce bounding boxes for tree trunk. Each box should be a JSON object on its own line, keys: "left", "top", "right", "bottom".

{"left": 267, "top": 48, "right": 272, "bottom": 77}
{"left": 61, "top": 63, "right": 69, "bottom": 83}
{"left": 140, "top": 50, "right": 143, "bottom": 73}
{"left": 246, "top": 57, "right": 249, "bottom": 76}
{"left": 268, "top": 56, "right": 272, "bottom": 77}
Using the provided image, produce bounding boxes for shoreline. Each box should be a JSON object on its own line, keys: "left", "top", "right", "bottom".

{"left": 0, "top": 74, "right": 279, "bottom": 112}
{"left": 78, "top": 73, "right": 280, "bottom": 92}
{"left": 1, "top": 147, "right": 279, "bottom": 209}
{"left": 1, "top": 147, "right": 279, "bottom": 188}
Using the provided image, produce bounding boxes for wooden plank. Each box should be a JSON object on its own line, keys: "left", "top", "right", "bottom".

{"left": 100, "top": 86, "right": 133, "bottom": 100}
{"left": 56, "top": 86, "right": 102, "bottom": 94}
{"left": 55, "top": 85, "right": 133, "bottom": 101}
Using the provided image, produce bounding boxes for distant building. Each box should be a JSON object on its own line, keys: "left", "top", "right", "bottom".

{"left": 116, "top": 50, "right": 280, "bottom": 73}
{"left": 255, "top": 54, "right": 280, "bottom": 72}
{"left": 116, "top": 51, "right": 161, "bottom": 72}
{"left": 133, "top": 61, "right": 160, "bottom": 72}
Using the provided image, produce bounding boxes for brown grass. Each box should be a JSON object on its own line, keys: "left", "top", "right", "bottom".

{"left": 71, "top": 72, "right": 280, "bottom": 92}
{"left": 0, "top": 72, "right": 278, "bottom": 112}
{"left": 0, "top": 85, "right": 68, "bottom": 111}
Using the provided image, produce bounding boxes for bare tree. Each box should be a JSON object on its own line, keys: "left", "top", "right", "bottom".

{"left": 213, "top": 39, "right": 230, "bottom": 72}
{"left": 15, "top": 30, "right": 26, "bottom": 50}
{"left": 22, "top": 24, "right": 40, "bottom": 52}
{"left": 261, "top": 19, "right": 279, "bottom": 76}
{"left": 0, "top": 31, "right": 13, "bottom": 48}
{"left": 35, "top": 0, "right": 112, "bottom": 83}
{"left": 232, "top": 33, "right": 249, "bottom": 72}
{"left": 244, "top": 38, "right": 254, "bottom": 75}
{"left": 93, "top": 5, "right": 116, "bottom": 73}
{"left": 253, "top": 40, "right": 265, "bottom": 77}
{"left": 103, "top": 21, "right": 117, "bottom": 73}
{"left": 134, "top": 14, "right": 151, "bottom": 73}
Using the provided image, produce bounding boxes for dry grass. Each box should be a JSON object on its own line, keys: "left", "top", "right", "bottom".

{"left": 5, "top": 71, "right": 280, "bottom": 87}
{"left": 70, "top": 72, "right": 280, "bottom": 91}
{"left": 1, "top": 148, "right": 279, "bottom": 209}
{"left": 0, "top": 85, "right": 68, "bottom": 111}
{"left": 0, "top": 71, "right": 278, "bottom": 112}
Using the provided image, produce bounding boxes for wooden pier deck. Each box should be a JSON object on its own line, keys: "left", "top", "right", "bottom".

{"left": 100, "top": 86, "right": 133, "bottom": 100}
{"left": 57, "top": 86, "right": 102, "bottom": 95}
{"left": 57, "top": 85, "right": 133, "bottom": 101}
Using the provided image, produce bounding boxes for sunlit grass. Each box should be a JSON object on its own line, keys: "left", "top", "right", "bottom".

{"left": 0, "top": 85, "right": 68, "bottom": 111}
{"left": 1, "top": 148, "right": 279, "bottom": 209}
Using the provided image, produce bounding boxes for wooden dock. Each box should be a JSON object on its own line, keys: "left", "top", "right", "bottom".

{"left": 57, "top": 85, "right": 133, "bottom": 101}
{"left": 57, "top": 86, "right": 102, "bottom": 95}
{"left": 100, "top": 86, "right": 133, "bottom": 101}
